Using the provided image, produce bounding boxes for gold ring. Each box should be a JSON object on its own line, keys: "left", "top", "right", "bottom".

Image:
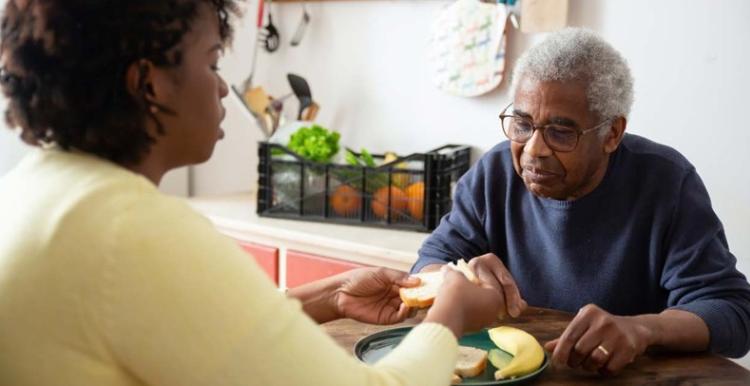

{"left": 596, "top": 345, "right": 610, "bottom": 356}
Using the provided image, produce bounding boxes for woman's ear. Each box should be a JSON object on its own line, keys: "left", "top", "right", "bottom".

{"left": 125, "top": 59, "right": 155, "bottom": 100}
{"left": 604, "top": 116, "right": 627, "bottom": 154}
{"left": 125, "top": 59, "right": 174, "bottom": 115}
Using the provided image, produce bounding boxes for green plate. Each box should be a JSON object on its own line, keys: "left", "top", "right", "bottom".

{"left": 354, "top": 327, "right": 549, "bottom": 385}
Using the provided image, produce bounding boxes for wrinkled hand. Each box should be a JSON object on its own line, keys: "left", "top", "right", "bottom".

{"left": 333, "top": 267, "right": 419, "bottom": 325}
{"left": 467, "top": 253, "right": 527, "bottom": 318}
{"left": 545, "top": 304, "right": 654, "bottom": 375}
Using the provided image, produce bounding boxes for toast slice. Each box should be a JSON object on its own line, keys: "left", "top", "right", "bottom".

{"left": 455, "top": 259, "right": 479, "bottom": 284}
{"left": 454, "top": 345, "right": 488, "bottom": 377}
{"left": 399, "top": 271, "right": 443, "bottom": 308}
{"left": 399, "top": 260, "right": 480, "bottom": 309}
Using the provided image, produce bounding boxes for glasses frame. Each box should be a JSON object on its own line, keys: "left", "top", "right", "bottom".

{"left": 498, "top": 103, "right": 612, "bottom": 153}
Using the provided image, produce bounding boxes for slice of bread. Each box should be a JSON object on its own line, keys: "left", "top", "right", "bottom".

{"left": 455, "top": 259, "right": 479, "bottom": 284}
{"left": 399, "top": 271, "right": 443, "bottom": 308}
{"left": 450, "top": 373, "right": 463, "bottom": 385}
{"left": 399, "top": 260, "right": 481, "bottom": 309}
{"left": 455, "top": 345, "right": 488, "bottom": 377}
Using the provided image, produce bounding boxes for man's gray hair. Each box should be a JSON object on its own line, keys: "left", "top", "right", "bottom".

{"left": 511, "top": 28, "right": 634, "bottom": 123}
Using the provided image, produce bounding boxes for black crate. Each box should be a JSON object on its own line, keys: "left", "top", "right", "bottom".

{"left": 257, "top": 142, "right": 471, "bottom": 232}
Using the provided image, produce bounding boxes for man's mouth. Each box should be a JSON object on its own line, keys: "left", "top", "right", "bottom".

{"left": 523, "top": 167, "right": 558, "bottom": 183}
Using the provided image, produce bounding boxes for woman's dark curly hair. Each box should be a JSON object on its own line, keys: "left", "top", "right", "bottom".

{"left": 0, "top": 0, "right": 240, "bottom": 165}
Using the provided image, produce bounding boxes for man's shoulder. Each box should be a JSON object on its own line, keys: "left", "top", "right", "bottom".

{"left": 620, "top": 134, "right": 694, "bottom": 174}
{"left": 477, "top": 141, "right": 514, "bottom": 169}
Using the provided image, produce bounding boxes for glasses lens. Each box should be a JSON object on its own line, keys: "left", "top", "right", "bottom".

{"left": 503, "top": 116, "right": 533, "bottom": 142}
{"left": 544, "top": 125, "right": 578, "bottom": 152}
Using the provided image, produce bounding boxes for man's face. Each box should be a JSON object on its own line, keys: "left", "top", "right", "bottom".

{"left": 510, "top": 77, "right": 612, "bottom": 200}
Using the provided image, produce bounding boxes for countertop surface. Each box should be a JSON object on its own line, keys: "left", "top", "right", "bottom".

{"left": 187, "top": 193, "right": 430, "bottom": 270}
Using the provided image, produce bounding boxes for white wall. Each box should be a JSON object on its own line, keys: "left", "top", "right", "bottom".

{"left": 209, "top": 0, "right": 750, "bottom": 367}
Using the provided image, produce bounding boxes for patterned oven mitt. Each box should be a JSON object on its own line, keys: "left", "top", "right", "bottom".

{"left": 429, "top": 0, "right": 508, "bottom": 97}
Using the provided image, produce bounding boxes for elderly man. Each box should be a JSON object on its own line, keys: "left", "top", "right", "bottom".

{"left": 413, "top": 28, "right": 750, "bottom": 374}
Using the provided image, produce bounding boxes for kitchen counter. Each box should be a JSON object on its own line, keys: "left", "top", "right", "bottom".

{"left": 187, "top": 193, "right": 429, "bottom": 272}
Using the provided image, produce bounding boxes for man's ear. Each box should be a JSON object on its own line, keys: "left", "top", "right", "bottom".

{"left": 603, "top": 116, "right": 627, "bottom": 154}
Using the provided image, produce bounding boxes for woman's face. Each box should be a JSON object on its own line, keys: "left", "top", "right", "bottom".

{"left": 151, "top": 4, "right": 228, "bottom": 167}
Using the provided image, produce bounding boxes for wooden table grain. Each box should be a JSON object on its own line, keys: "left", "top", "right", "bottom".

{"left": 322, "top": 307, "right": 750, "bottom": 385}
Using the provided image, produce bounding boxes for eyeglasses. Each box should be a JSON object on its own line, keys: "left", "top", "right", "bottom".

{"left": 499, "top": 103, "right": 612, "bottom": 153}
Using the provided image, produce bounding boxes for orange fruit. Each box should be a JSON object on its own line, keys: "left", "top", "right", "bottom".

{"left": 405, "top": 181, "right": 425, "bottom": 221}
{"left": 330, "top": 184, "right": 361, "bottom": 216}
{"left": 371, "top": 186, "right": 408, "bottom": 220}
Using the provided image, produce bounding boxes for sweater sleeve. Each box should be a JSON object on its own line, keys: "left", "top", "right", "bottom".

{"left": 661, "top": 169, "right": 750, "bottom": 357}
{"left": 101, "top": 195, "right": 458, "bottom": 386}
{"left": 413, "top": 160, "right": 490, "bottom": 273}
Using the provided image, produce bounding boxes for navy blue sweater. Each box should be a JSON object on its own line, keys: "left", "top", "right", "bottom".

{"left": 414, "top": 134, "right": 750, "bottom": 357}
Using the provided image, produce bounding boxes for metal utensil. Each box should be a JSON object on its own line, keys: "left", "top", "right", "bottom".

{"left": 290, "top": 1, "right": 310, "bottom": 47}
{"left": 260, "top": 0, "right": 280, "bottom": 53}
{"left": 240, "top": 0, "right": 266, "bottom": 91}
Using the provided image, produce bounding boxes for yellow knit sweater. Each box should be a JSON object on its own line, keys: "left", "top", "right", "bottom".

{"left": 0, "top": 149, "right": 458, "bottom": 386}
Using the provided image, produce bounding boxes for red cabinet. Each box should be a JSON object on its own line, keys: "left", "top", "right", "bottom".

{"left": 286, "top": 250, "right": 368, "bottom": 288}
{"left": 238, "top": 241, "right": 279, "bottom": 285}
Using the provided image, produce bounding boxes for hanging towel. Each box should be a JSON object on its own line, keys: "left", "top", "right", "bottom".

{"left": 429, "top": 0, "right": 508, "bottom": 97}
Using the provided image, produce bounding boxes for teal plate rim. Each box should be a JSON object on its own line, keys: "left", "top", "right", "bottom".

{"left": 354, "top": 326, "right": 550, "bottom": 385}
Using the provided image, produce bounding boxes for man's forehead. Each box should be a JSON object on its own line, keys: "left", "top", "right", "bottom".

{"left": 514, "top": 78, "right": 588, "bottom": 108}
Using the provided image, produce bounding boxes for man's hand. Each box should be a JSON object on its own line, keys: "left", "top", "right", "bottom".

{"left": 333, "top": 267, "right": 420, "bottom": 325}
{"left": 421, "top": 253, "right": 527, "bottom": 318}
{"left": 544, "top": 304, "right": 655, "bottom": 375}
{"left": 469, "top": 253, "right": 527, "bottom": 318}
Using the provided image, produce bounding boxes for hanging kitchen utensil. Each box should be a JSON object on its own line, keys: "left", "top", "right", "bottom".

{"left": 429, "top": 0, "right": 508, "bottom": 97}
{"left": 240, "top": 0, "right": 266, "bottom": 91}
{"left": 301, "top": 102, "right": 319, "bottom": 121}
{"left": 290, "top": 1, "right": 310, "bottom": 47}
{"left": 287, "top": 73, "right": 319, "bottom": 121}
{"left": 260, "top": 0, "right": 280, "bottom": 53}
{"left": 230, "top": 85, "right": 273, "bottom": 138}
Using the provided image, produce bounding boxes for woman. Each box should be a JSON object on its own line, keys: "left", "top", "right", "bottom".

{"left": 0, "top": 1, "right": 506, "bottom": 385}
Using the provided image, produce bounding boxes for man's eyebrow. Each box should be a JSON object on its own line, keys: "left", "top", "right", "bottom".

{"left": 512, "top": 109, "right": 580, "bottom": 127}
{"left": 548, "top": 116, "right": 579, "bottom": 127}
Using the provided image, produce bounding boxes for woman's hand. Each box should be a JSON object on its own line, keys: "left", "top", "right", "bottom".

{"left": 333, "top": 267, "right": 420, "bottom": 325}
{"left": 424, "top": 267, "right": 506, "bottom": 338}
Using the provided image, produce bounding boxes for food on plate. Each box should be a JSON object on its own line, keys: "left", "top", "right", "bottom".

{"left": 488, "top": 326, "right": 545, "bottom": 379}
{"left": 450, "top": 373, "right": 463, "bottom": 385}
{"left": 487, "top": 348, "right": 512, "bottom": 372}
{"left": 454, "top": 345, "right": 488, "bottom": 377}
{"left": 399, "top": 260, "right": 480, "bottom": 308}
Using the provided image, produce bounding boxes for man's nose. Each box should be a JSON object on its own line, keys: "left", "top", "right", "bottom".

{"left": 523, "top": 129, "right": 553, "bottom": 157}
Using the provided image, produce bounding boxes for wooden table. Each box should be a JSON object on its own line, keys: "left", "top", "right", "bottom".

{"left": 323, "top": 307, "right": 750, "bottom": 385}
